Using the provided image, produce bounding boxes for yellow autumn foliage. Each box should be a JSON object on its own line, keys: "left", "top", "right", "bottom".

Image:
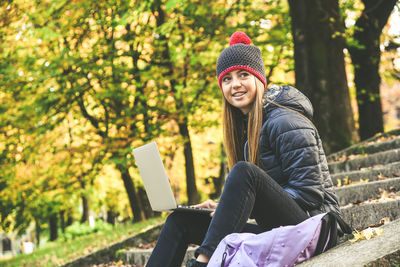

{"left": 349, "top": 227, "right": 383, "bottom": 243}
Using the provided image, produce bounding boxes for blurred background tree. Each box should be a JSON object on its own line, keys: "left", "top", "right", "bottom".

{"left": 347, "top": 0, "right": 398, "bottom": 140}
{"left": 288, "top": 0, "right": 357, "bottom": 153}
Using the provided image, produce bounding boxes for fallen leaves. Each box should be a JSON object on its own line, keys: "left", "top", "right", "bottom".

{"left": 349, "top": 227, "right": 383, "bottom": 243}
{"left": 367, "top": 217, "right": 391, "bottom": 228}
{"left": 336, "top": 176, "right": 369, "bottom": 187}
{"left": 340, "top": 188, "right": 400, "bottom": 208}
{"left": 335, "top": 173, "right": 396, "bottom": 188}
{"left": 329, "top": 135, "right": 399, "bottom": 163}
{"left": 330, "top": 153, "right": 367, "bottom": 163}
{"left": 92, "top": 260, "right": 136, "bottom": 267}
{"left": 83, "top": 246, "right": 95, "bottom": 254}
{"left": 349, "top": 217, "right": 390, "bottom": 243}
{"left": 135, "top": 241, "right": 157, "bottom": 250}
{"left": 377, "top": 187, "right": 400, "bottom": 201}
{"left": 359, "top": 164, "right": 384, "bottom": 171}
{"left": 363, "top": 135, "right": 397, "bottom": 147}
{"left": 376, "top": 174, "right": 391, "bottom": 181}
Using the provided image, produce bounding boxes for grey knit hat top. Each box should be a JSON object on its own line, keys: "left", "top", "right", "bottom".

{"left": 216, "top": 31, "right": 266, "bottom": 89}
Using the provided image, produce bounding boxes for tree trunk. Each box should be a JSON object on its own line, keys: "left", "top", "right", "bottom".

{"left": 35, "top": 218, "right": 41, "bottom": 246}
{"left": 210, "top": 143, "right": 227, "bottom": 199}
{"left": 66, "top": 212, "right": 74, "bottom": 227}
{"left": 60, "top": 210, "right": 66, "bottom": 233}
{"left": 49, "top": 214, "right": 58, "bottom": 241}
{"left": 137, "top": 186, "right": 160, "bottom": 218}
{"left": 80, "top": 195, "right": 89, "bottom": 223}
{"left": 348, "top": 0, "right": 397, "bottom": 140}
{"left": 178, "top": 119, "right": 200, "bottom": 205}
{"left": 216, "top": 143, "right": 227, "bottom": 196}
{"left": 288, "top": 0, "right": 356, "bottom": 153}
{"left": 106, "top": 209, "right": 116, "bottom": 225}
{"left": 115, "top": 163, "right": 145, "bottom": 222}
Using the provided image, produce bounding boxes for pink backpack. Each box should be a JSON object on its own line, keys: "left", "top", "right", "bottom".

{"left": 207, "top": 212, "right": 352, "bottom": 267}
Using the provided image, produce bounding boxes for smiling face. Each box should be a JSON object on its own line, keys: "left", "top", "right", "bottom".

{"left": 221, "top": 69, "right": 258, "bottom": 114}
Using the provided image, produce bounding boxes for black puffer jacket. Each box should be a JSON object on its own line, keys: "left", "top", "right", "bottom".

{"left": 244, "top": 85, "right": 340, "bottom": 216}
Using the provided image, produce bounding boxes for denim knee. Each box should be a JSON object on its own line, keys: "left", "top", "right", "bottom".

{"left": 226, "top": 161, "right": 254, "bottom": 186}
{"left": 165, "top": 211, "right": 186, "bottom": 230}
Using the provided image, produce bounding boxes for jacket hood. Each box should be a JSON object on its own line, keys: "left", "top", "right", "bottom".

{"left": 263, "top": 85, "right": 314, "bottom": 120}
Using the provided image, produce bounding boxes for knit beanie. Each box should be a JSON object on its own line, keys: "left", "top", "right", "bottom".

{"left": 216, "top": 31, "right": 266, "bottom": 89}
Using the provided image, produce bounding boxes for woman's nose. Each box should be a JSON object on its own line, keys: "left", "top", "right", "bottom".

{"left": 231, "top": 76, "right": 241, "bottom": 88}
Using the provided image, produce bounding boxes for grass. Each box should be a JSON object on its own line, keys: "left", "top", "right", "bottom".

{"left": 0, "top": 216, "right": 165, "bottom": 267}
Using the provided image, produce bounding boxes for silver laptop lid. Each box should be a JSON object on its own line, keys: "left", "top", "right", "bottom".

{"left": 132, "top": 142, "right": 177, "bottom": 212}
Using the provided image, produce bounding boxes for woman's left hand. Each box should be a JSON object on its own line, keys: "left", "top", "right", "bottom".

{"left": 192, "top": 199, "right": 218, "bottom": 217}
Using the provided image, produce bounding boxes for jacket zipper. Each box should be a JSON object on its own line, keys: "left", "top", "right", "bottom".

{"left": 221, "top": 244, "right": 233, "bottom": 267}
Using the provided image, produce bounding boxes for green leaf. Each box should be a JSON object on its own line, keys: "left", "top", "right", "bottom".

{"left": 165, "top": 0, "right": 181, "bottom": 11}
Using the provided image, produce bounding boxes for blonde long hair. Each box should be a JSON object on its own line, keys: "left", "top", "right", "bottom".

{"left": 223, "top": 78, "right": 265, "bottom": 170}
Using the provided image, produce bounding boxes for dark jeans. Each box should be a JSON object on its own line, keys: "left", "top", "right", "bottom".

{"left": 147, "top": 161, "right": 309, "bottom": 267}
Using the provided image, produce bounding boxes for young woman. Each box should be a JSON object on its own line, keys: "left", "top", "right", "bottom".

{"left": 146, "top": 31, "right": 341, "bottom": 267}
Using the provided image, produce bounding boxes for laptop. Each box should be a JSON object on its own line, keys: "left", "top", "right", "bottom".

{"left": 132, "top": 141, "right": 214, "bottom": 214}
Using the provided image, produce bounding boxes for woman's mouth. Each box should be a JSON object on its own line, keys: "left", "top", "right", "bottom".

{"left": 232, "top": 91, "right": 246, "bottom": 97}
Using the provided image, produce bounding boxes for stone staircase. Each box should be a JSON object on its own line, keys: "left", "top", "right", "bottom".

{"left": 61, "top": 130, "right": 400, "bottom": 267}
{"left": 328, "top": 131, "right": 400, "bottom": 231}
{"left": 301, "top": 130, "right": 400, "bottom": 266}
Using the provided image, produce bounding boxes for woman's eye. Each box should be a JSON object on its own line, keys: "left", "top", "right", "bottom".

{"left": 240, "top": 72, "right": 249, "bottom": 77}
{"left": 222, "top": 76, "right": 231, "bottom": 82}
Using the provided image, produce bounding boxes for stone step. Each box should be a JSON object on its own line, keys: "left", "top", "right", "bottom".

{"left": 331, "top": 161, "right": 400, "bottom": 186}
{"left": 327, "top": 129, "right": 400, "bottom": 162}
{"left": 298, "top": 218, "right": 400, "bottom": 267}
{"left": 327, "top": 136, "right": 400, "bottom": 163}
{"left": 334, "top": 177, "right": 400, "bottom": 206}
{"left": 61, "top": 224, "right": 163, "bottom": 267}
{"left": 341, "top": 198, "right": 400, "bottom": 230}
{"left": 328, "top": 149, "right": 400, "bottom": 173}
{"left": 121, "top": 246, "right": 197, "bottom": 266}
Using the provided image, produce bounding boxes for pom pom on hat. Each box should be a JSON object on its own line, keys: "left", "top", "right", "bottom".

{"left": 229, "top": 31, "right": 251, "bottom": 46}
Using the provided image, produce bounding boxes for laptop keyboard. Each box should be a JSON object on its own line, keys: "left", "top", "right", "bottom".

{"left": 177, "top": 205, "right": 214, "bottom": 213}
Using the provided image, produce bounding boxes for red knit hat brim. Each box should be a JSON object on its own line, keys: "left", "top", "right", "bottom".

{"left": 218, "top": 66, "right": 267, "bottom": 89}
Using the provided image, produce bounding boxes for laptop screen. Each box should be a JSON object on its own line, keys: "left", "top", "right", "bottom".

{"left": 132, "top": 142, "right": 178, "bottom": 212}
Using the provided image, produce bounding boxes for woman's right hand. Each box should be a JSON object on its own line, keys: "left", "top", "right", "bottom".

{"left": 192, "top": 199, "right": 218, "bottom": 217}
